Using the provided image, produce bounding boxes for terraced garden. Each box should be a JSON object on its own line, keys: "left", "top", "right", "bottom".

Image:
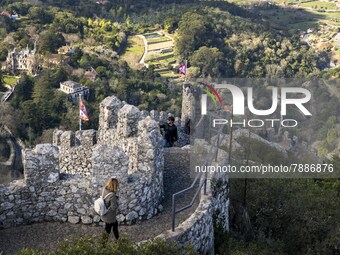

{"left": 300, "top": 1, "right": 338, "bottom": 10}
{"left": 143, "top": 32, "right": 179, "bottom": 78}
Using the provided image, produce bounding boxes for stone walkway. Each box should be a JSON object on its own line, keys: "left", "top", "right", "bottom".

{"left": 0, "top": 148, "right": 199, "bottom": 254}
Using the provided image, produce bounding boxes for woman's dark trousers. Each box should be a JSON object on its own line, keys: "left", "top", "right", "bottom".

{"left": 105, "top": 221, "right": 119, "bottom": 240}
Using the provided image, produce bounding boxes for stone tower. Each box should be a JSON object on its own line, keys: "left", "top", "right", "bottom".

{"left": 181, "top": 81, "right": 196, "bottom": 127}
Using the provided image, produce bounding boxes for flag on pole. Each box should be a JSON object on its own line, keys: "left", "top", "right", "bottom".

{"left": 79, "top": 97, "right": 89, "bottom": 121}
{"left": 178, "top": 64, "right": 186, "bottom": 75}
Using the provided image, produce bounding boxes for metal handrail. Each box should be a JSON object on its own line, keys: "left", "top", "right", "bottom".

{"left": 171, "top": 173, "right": 206, "bottom": 231}
{"left": 171, "top": 120, "right": 225, "bottom": 231}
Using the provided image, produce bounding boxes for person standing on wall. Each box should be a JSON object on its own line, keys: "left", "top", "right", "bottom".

{"left": 102, "top": 178, "right": 119, "bottom": 240}
{"left": 160, "top": 116, "right": 178, "bottom": 147}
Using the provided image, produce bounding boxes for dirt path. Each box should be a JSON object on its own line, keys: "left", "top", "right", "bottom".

{"left": 138, "top": 34, "right": 148, "bottom": 67}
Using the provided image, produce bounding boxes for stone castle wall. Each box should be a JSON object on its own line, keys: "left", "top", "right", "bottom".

{"left": 158, "top": 146, "right": 229, "bottom": 254}
{"left": 0, "top": 91, "right": 230, "bottom": 255}
{"left": 1, "top": 144, "right": 90, "bottom": 228}
{"left": 157, "top": 171, "right": 229, "bottom": 255}
{"left": 53, "top": 129, "right": 96, "bottom": 176}
{"left": 0, "top": 96, "right": 165, "bottom": 228}
{"left": 181, "top": 82, "right": 196, "bottom": 127}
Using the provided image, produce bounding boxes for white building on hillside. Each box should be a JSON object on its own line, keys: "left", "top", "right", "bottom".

{"left": 59, "top": 80, "right": 90, "bottom": 102}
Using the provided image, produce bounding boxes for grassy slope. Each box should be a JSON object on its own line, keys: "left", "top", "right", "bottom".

{"left": 121, "top": 36, "right": 145, "bottom": 69}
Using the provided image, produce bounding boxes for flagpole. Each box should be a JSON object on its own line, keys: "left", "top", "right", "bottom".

{"left": 185, "top": 59, "right": 188, "bottom": 82}
{"left": 79, "top": 94, "right": 82, "bottom": 131}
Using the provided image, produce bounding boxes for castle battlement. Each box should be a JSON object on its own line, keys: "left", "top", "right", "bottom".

{"left": 23, "top": 144, "right": 60, "bottom": 186}
{"left": 0, "top": 96, "right": 164, "bottom": 228}
{"left": 53, "top": 129, "right": 97, "bottom": 148}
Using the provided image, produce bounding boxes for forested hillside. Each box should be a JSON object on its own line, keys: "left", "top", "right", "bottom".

{"left": 0, "top": 1, "right": 339, "bottom": 254}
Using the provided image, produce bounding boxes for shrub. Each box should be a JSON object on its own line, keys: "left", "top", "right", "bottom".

{"left": 15, "top": 236, "right": 199, "bottom": 255}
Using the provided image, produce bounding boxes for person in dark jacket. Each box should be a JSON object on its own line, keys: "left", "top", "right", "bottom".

{"left": 160, "top": 116, "right": 178, "bottom": 147}
{"left": 102, "top": 178, "right": 119, "bottom": 240}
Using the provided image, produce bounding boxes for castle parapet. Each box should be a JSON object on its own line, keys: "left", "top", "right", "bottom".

{"left": 159, "top": 111, "right": 167, "bottom": 123}
{"left": 91, "top": 144, "right": 128, "bottom": 187}
{"left": 137, "top": 116, "right": 163, "bottom": 173}
{"left": 55, "top": 130, "right": 97, "bottom": 176}
{"left": 99, "top": 96, "right": 124, "bottom": 130}
{"left": 1, "top": 96, "right": 166, "bottom": 228}
{"left": 60, "top": 131, "right": 75, "bottom": 148}
{"left": 117, "top": 104, "right": 141, "bottom": 138}
{"left": 75, "top": 129, "right": 97, "bottom": 147}
{"left": 24, "top": 144, "right": 60, "bottom": 185}
{"left": 140, "top": 110, "right": 149, "bottom": 118}
{"left": 53, "top": 129, "right": 63, "bottom": 146}
{"left": 150, "top": 110, "right": 159, "bottom": 121}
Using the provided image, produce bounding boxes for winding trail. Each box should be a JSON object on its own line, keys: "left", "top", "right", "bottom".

{"left": 138, "top": 34, "right": 148, "bottom": 67}
{"left": 0, "top": 148, "right": 198, "bottom": 255}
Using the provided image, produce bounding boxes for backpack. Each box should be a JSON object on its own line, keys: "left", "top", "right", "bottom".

{"left": 94, "top": 191, "right": 112, "bottom": 216}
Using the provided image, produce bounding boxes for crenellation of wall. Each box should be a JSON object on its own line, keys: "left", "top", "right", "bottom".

{"left": 55, "top": 130, "right": 97, "bottom": 176}
{"left": 75, "top": 130, "right": 97, "bottom": 147}
{"left": 60, "top": 131, "right": 75, "bottom": 148}
{"left": 140, "top": 110, "right": 149, "bottom": 118}
{"left": 149, "top": 110, "right": 159, "bottom": 121}
{"left": 159, "top": 111, "right": 167, "bottom": 122}
{"left": 98, "top": 96, "right": 124, "bottom": 143}
{"left": 1, "top": 95, "right": 165, "bottom": 228}
{"left": 95, "top": 96, "right": 165, "bottom": 222}
{"left": 52, "top": 129, "right": 63, "bottom": 146}
{"left": 23, "top": 144, "right": 60, "bottom": 185}
{"left": 117, "top": 104, "right": 141, "bottom": 138}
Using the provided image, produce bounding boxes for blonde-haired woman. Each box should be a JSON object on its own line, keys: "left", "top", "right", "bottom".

{"left": 102, "top": 178, "right": 119, "bottom": 240}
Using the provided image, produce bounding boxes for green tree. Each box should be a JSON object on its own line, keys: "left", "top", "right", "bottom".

{"left": 95, "top": 66, "right": 107, "bottom": 78}
{"left": 0, "top": 103, "right": 24, "bottom": 137}
{"left": 175, "top": 12, "right": 214, "bottom": 60}
{"left": 164, "top": 17, "right": 178, "bottom": 34}
{"left": 32, "top": 73, "right": 54, "bottom": 104}
{"left": 229, "top": 178, "right": 340, "bottom": 255}
{"left": 51, "top": 67, "right": 68, "bottom": 88}
{"left": 0, "top": 43, "right": 9, "bottom": 61}
{"left": 190, "top": 46, "right": 225, "bottom": 77}
{"left": 11, "top": 74, "right": 34, "bottom": 108}
{"left": 0, "top": 71, "right": 6, "bottom": 92}
{"left": 38, "top": 30, "right": 66, "bottom": 54}
{"left": 0, "top": 15, "right": 15, "bottom": 33}
{"left": 8, "top": 2, "right": 32, "bottom": 15}
{"left": 69, "top": 47, "right": 83, "bottom": 67}
{"left": 28, "top": 6, "right": 53, "bottom": 24}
